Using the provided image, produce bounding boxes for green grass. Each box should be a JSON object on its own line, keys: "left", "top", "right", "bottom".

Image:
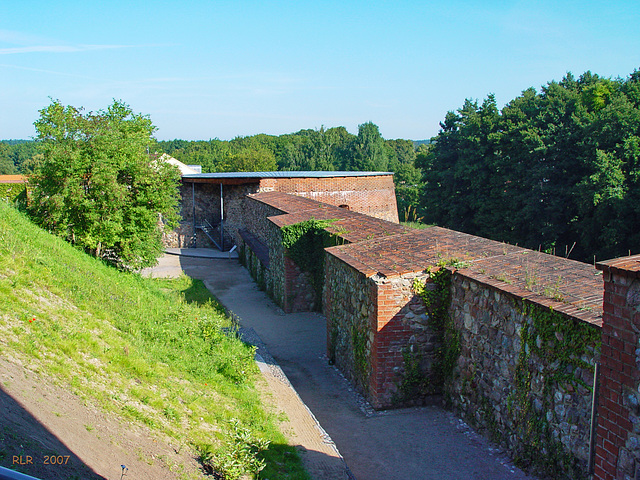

{"left": 401, "top": 221, "right": 432, "bottom": 229}
{"left": 0, "top": 202, "right": 309, "bottom": 480}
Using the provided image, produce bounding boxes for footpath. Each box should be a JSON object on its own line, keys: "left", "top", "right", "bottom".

{"left": 145, "top": 250, "right": 538, "bottom": 480}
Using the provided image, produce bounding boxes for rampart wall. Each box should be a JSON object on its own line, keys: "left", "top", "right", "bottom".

{"left": 181, "top": 185, "right": 640, "bottom": 479}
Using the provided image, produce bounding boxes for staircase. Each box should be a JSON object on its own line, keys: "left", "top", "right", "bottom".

{"left": 196, "top": 219, "right": 234, "bottom": 251}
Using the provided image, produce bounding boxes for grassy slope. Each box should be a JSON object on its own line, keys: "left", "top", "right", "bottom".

{"left": 0, "top": 201, "right": 308, "bottom": 480}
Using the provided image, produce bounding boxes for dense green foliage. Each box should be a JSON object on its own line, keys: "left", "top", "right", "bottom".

{"left": 155, "top": 123, "right": 424, "bottom": 220}
{"left": 421, "top": 69, "right": 640, "bottom": 262}
{"left": 0, "top": 182, "right": 26, "bottom": 204}
{"left": 0, "top": 140, "right": 39, "bottom": 174}
{"left": 0, "top": 201, "right": 310, "bottom": 479}
{"left": 281, "top": 218, "right": 337, "bottom": 306}
{"left": 28, "top": 100, "right": 181, "bottom": 270}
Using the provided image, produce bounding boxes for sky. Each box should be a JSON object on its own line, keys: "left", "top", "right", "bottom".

{"left": 1, "top": 0, "right": 639, "bottom": 142}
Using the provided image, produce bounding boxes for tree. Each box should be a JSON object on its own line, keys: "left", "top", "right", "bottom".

{"left": 348, "top": 122, "right": 389, "bottom": 171}
{"left": 28, "top": 99, "right": 181, "bottom": 269}
{"left": 0, "top": 143, "right": 18, "bottom": 174}
{"left": 216, "top": 147, "right": 277, "bottom": 172}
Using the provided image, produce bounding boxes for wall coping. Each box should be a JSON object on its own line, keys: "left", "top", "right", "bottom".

{"left": 250, "top": 191, "right": 407, "bottom": 244}
{"left": 596, "top": 254, "right": 640, "bottom": 278}
{"left": 326, "top": 227, "right": 604, "bottom": 327}
{"left": 0, "top": 175, "right": 26, "bottom": 184}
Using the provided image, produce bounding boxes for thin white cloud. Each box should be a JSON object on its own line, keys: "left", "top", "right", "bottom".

{"left": 0, "top": 44, "right": 154, "bottom": 55}
{"left": 0, "top": 63, "right": 100, "bottom": 80}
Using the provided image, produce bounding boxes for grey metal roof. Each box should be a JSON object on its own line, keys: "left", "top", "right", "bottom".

{"left": 182, "top": 171, "right": 393, "bottom": 179}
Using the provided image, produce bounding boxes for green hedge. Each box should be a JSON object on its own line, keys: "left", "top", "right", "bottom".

{"left": 0, "top": 183, "right": 26, "bottom": 204}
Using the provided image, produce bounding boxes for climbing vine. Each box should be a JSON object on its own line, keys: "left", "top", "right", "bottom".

{"left": 280, "top": 218, "right": 337, "bottom": 305}
{"left": 509, "top": 302, "right": 600, "bottom": 479}
{"left": 409, "top": 259, "right": 466, "bottom": 398}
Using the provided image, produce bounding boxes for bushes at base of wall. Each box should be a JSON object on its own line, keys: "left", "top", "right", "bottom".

{"left": 0, "top": 183, "right": 26, "bottom": 205}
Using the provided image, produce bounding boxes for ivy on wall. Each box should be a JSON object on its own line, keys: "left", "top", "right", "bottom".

{"left": 409, "top": 259, "right": 465, "bottom": 399}
{"left": 508, "top": 302, "right": 600, "bottom": 479}
{"left": 280, "top": 218, "right": 337, "bottom": 305}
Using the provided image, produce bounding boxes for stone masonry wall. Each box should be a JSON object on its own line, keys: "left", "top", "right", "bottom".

{"left": 324, "top": 254, "right": 377, "bottom": 397}
{"left": 324, "top": 253, "right": 440, "bottom": 409}
{"left": 239, "top": 236, "right": 271, "bottom": 295}
{"left": 449, "top": 273, "right": 600, "bottom": 479}
{"left": 171, "top": 182, "right": 260, "bottom": 248}
{"left": 594, "top": 256, "right": 640, "bottom": 480}
{"left": 240, "top": 197, "right": 287, "bottom": 306}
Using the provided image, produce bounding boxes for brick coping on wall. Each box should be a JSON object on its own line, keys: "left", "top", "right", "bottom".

{"left": 326, "top": 227, "right": 603, "bottom": 327}
{"left": 248, "top": 191, "right": 408, "bottom": 244}
{"left": 0, "top": 175, "right": 26, "bottom": 184}
{"left": 247, "top": 191, "right": 603, "bottom": 327}
{"left": 596, "top": 254, "right": 640, "bottom": 278}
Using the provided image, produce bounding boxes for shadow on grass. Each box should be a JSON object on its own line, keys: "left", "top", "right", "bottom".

{"left": 181, "top": 278, "right": 226, "bottom": 314}
{"left": 0, "top": 386, "right": 105, "bottom": 480}
{"left": 196, "top": 441, "right": 347, "bottom": 480}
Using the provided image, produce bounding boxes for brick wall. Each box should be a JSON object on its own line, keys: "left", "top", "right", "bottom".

{"left": 259, "top": 175, "right": 399, "bottom": 223}
{"left": 594, "top": 255, "right": 640, "bottom": 480}
{"left": 170, "top": 174, "right": 399, "bottom": 248}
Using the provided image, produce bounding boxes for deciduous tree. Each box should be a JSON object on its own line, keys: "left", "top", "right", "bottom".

{"left": 28, "top": 99, "right": 181, "bottom": 269}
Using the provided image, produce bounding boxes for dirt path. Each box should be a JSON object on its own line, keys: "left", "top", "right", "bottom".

{"left": 0, "top": 356, "right": 203, "bottom": 480}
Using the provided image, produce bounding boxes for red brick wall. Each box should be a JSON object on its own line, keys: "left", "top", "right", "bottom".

{"left": 259, "top": 175, "right": 399, "bottom": 223}
{"left": 595, "top": 256, "right": 640, "bottom": 480}
{"left": 371, "top": 282, "right": 414, "bottom": 408}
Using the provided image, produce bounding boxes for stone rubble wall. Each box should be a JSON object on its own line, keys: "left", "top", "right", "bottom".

{"left": 324, "top": 254, "right": 440, "bottom": 408}
{"left": 169, "top": 182, "right": 260, "bottom": 248}
{"left": 238, "top": 237, "right": 271, "bottom": 295}
{"left": 324, "top": 253, "right": 377, "bottom": 398}
{"left": 240, "top": 197, "right": 287, "bottom": 307}
{"left": 448, "top": 273, "right": 599, "bottom": 478}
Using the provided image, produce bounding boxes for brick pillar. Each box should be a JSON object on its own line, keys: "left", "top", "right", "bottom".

{"left": 595, "top": 255, "right": 640, "bottom": 480}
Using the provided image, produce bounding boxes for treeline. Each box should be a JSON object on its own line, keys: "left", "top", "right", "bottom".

{"left": 0, "top": 140, "right": 39, "bottom": 174}
{"left": 420, "top": 70, "right": 640, "bottom": 262}
{"left": 6, "top": 68, "right": 639, "bottom": 262}
{"left": 156, "top": 122, "right": 424, "bottom": 217}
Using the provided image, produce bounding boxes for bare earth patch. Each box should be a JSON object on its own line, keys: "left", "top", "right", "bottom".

{"left": 0, "top": 357, "right": 204, "bottom": 480}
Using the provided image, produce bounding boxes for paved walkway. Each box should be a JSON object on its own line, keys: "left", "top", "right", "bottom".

{"left": 145, "top": 251, "right": 538, "bottom": 480}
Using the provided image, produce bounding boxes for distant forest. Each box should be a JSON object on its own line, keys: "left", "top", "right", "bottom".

{"left": 3, "top": 68, "right": 639, "bottom": 262}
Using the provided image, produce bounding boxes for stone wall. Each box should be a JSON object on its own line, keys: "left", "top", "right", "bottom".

{"left": 448, "top": 272, "right": 600, "bottom": 479}
{"left": 324, "top": 254, "right": 377, "bottom": 397}
{"left": 594, "top": 256, "right": 640, "bottom": 480}
{"left": 324, "top": 254, "right": 440, "bottom": 409}
{"left": 239, "top": 197, "right": 286, "bottom": 306}
{"left": 173, "top": 181, "right": 259, "bottom": 248}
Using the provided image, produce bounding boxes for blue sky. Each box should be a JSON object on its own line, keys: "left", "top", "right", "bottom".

{"left": 1, "top": 0, "right": 639, "bottom": 141}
